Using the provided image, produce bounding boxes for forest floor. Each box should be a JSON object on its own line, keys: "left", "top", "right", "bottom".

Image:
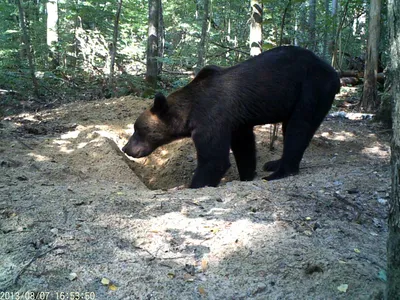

{"left": 0, "top": 87, "right": 391, "bottom": 299}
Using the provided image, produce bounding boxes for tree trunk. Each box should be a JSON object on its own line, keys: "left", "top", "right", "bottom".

{"left": 109, "top": 0, "right": 123, "bottom": 95}
{"left": 250, "top": 0, "right": 262, "bottom": 56}
{"left": 322, "top": 0, "right": 330, "bottom": 60}
{"left": 146, "top": 0, "right": 160, "bottom": 88}
{"left": 46, "top": 0, "right": 59, "bottom": 69}
{"left": 17, "top": 0, "right": 39, "bottom": 98}
{"left": 69, "top": 0, "right": 80, "bottom": 70}
{"left": 308, "top": 0, "right": 316, "bottom": 51}
{"left": 196, "top": 0, "right": 210, "bottom": 73}
{"left": 360, "top": 0, "right": 382, "bottom": 112}
{"left": 387, "top": 0, "right": 400, "bottom": 296}
{"left": 297, "top": 3, "right": 308, "bottom": 47}
{"left": 279, "top": 0, "right": 291, "bottom": 46}
{"left": 376, "top": 76, "right": 392, "bottom": 128}
{"left": 330, "top": 0, "right": 339, "bottom": 67}
{"left": 157, "top": 0, "right": 164, "bottom": 75}
{"left": 332, "top": 0, "right": 338, "bottom": 18}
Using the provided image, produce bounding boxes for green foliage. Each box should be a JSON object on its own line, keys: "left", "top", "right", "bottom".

{"left": 0, "top": 0, "right": 386, "bottom": 114}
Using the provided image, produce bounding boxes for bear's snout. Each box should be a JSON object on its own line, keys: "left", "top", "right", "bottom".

{"left": 121, "top": 143, "right": 139, "bottom": 157}
{"left": 121, "top": 141, "right": 137, "bottom": 157}
{"left": 122, "top": 140, "right": 153, "bottom": 158}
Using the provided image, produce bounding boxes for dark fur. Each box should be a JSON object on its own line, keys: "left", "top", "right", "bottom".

{"left": 122, "top": 46, "right": 340, "bottom": 188}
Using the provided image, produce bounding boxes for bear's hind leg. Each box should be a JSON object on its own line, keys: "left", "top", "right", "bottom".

{"left": 231, "top": 126, "right": 256, "bottom": 181}
{"left": 263, "top": 159, "right": 281, "bottom": 172}
{"left": 262, "top": 121, "right": 287, "bottom": 172}
{"left": 263, "top": 81, "right": 320, "bottom": 181}
{"left": 263, "top": 120, "right": 308, "bottom": 181}
{"left": 263, "top": 79, "right": 335, "bottom": 181}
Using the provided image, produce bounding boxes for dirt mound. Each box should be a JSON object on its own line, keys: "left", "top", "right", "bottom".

{"left": 0, "top": 94, "right": 390, "bottom": 299}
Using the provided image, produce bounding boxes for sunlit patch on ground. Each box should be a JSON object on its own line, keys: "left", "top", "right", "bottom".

{"left": 362, "top": 144, "right": 391, "bottom": 159}
{"left": 60, "top": 130, "right": 81, "bottom": 139}
{"left": 28, "top": 153, "right": 51, "bottom": 161}
{"left": 320, "top": 130, "right": 356, "bottom": 141}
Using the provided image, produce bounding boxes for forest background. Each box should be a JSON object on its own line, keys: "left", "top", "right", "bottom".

{"left": 0, "top": 0, "right": 389, "bottom": 117}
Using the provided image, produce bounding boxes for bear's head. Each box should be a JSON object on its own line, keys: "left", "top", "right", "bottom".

{"left": 122, "top": 93, "right": 178, "bottom": 158}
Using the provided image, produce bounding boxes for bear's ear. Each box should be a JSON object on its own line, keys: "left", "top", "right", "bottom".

{"left": 151, "top": 93, "right": 168, "bottom": 115}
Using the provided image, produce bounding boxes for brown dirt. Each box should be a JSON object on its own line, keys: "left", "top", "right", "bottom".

{"left": 0, "top": 90, "right": 390, "bottom": 299}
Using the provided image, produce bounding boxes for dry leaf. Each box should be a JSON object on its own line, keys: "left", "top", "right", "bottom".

{"left": 183, "top": 273, "right": 195, "bottom": 282}
{"left": 210, "top": 228, "right": 220, "bottom": 234}
{"left": 167, "top": 272, "right": 175, "bottom": 278}
{"left": 109, "top": 284, "right": 118, "bottom": 291}
{"left": 181, "top": 206, "right": 188, "bottom": 215}
{"left": 101, "top": 278, "right": 110, "bottom": 285}
{"left": 354, "top": 248, "right": 361, "bottom": 253}
{"left": 198, "top": 286, "right": 206, "bottom": 295}
{"left": 201, "top": 259, "right": 208, "bottom": 272}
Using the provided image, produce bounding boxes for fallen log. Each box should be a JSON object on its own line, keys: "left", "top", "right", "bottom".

{"left": 340, "top": 77, "right": 360, "bottom": 86}
{"left": 338, "top": 70, "right": 384, "bottom": 81}
{"left": 338, "top": 70, "right": 362, "bottom": 78}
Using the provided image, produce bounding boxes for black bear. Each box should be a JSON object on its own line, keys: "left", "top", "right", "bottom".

{"left": 122, "top": 46, "right": 340, "bottom": 188}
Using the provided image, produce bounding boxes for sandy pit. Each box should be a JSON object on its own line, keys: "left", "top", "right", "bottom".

{"left": 0, "top": 90, "right": 390, "bottom": 299}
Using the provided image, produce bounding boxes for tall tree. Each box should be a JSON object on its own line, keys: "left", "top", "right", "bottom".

{"left": 17, "top": 0, "right": 39, "bottom": 97}
{"left": 322, "top": 0, "right": 330, "bottom": 59}
{"left": 157, "top": 0, "right": 164, "bottom": 74}
{"left": 250, "top": 0, "right": 262, "bottom": 56}
{"left": 196, "top": 0, "right": 210, "bottom": 73}
{"left": 297, "top": 3, "right": 308, "bottom": 47}
{"left": 279, "top": 0, "right": 292, "bottom": 46}
{"left": 109, "top": 0, "right": 123, "bottom": 95}
{"left": 46, "top": 0, "right": 59, "bottom": 69}
{"left": 360, "top": 0, "right": 382, "bottom": 111}
{"left": 388, "top": 0, "right": 400, "bottom": 296}
{"left": 146, "top": 0, "right": 160, "bottom": 88}
{"left": 308, "top": 0, "right": 316, "bottom": 51}
{"left": 330, "top": 0, "right": 341, "bottom": 68}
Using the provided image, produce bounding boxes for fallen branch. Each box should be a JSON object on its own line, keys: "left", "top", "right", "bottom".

{"left": 16, "top": 138, "right": 34, "bottom": 150}
{"left": 162, "top": 69, "right": 194, "bottom": 76}
{"left": 209, "top": 41, "right": 249, "bottom": 55}
{"left": 338, "top": 70, "right": 362, "bottom": 78}
{"left": 13, "top": 245, "right": 65, "bottom": 285}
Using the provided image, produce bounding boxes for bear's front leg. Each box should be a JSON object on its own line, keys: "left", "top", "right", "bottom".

{"left": 231, "top": 126, "right": 256, "bottom": 181}
{"left": 190, "top": 158, "right": 231, "bottom": 188}
{"left": 190, "top": 131, "right": 231, "bottom": 188}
